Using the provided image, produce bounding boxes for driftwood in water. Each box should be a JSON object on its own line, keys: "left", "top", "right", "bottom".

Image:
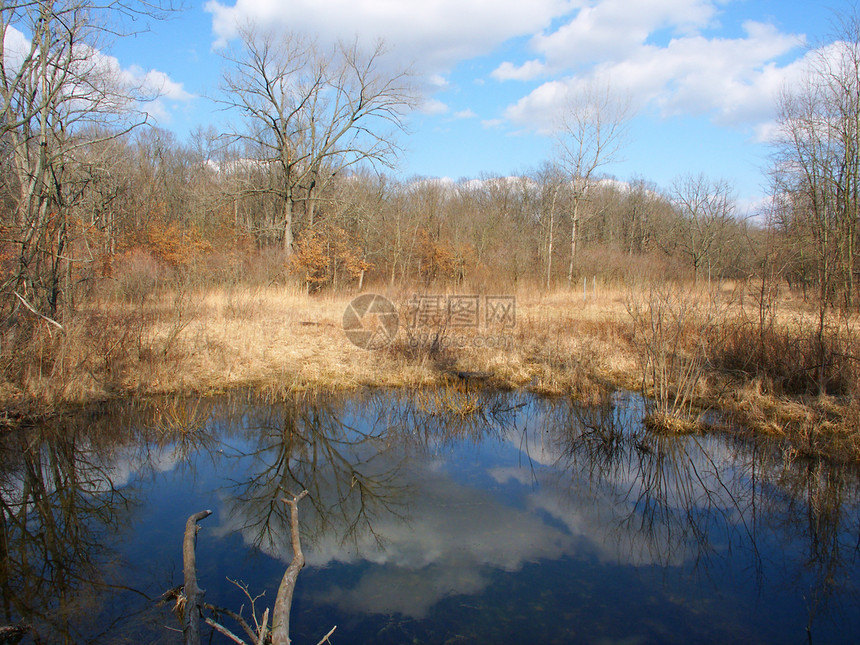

{"left": 271, "top": 491, "right": 308, "bottom": 645}
{"left": 0, "top": 622, "right": 31, "bottom": 643}
{"left": 170, "top": 493, "right": 335, "bottom": 645}
{"left": 182, "top": 510, "right": 212, "bottom": 645}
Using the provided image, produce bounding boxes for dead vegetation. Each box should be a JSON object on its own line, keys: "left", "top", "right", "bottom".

{"left": 1, "top": 278, "right": 858, "bottom": 461}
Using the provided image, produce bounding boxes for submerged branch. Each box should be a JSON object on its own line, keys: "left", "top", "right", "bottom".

{"left": 272, "top": 490, "right": 309, "bottom": 645}
{"left": 182, "top": 509, "right": 213, "bottom": 645}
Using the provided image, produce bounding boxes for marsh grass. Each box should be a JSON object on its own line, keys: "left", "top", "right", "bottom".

{"left": 626, "top": 282, "right": 726, "bottom": 431}
{"left": 3, "top": 279, "right": 859, "bottom": 460}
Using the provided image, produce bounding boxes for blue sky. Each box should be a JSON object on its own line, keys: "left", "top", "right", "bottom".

{"left": 104, "top": 1, "right": 854, "bottom": 211}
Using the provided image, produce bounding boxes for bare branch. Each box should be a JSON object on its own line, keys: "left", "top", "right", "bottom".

{"left": 182, "top": 509, "right": 212, "bottom": 645}
{"left": 271, "top": 490, "right": 309, "bottom": 645}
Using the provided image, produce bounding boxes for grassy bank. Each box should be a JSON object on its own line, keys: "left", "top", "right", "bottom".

{"left": 3, "top": 281, "right": 858, "bottom": 461}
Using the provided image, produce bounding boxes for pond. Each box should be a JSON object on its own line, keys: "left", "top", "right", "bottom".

{"left": 1, "top": 387, "right": 859, "bottom": 644}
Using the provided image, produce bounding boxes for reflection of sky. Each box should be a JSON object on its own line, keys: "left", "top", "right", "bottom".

{"left": 18, "top": 391, "right": 855, "bottom": 643}
{"left": 0, "top": 440, "right": 187, "bottom": 510}
{"left": 215, "top": 396, "right": 760, "bottom": 618}
{"left": 99, "top": 442, "right": 187, "bottom": 488}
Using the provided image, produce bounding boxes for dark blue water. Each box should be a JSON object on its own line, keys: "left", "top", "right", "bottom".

{"left": 1, "top": 388, "right": 858, "bottom": 643}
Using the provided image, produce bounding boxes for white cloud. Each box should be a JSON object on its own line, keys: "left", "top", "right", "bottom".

{"left": 131, "top": 67, "right": 196, "bottom": 124}
{"left": 531, "top": 0, "right": 718, "bottom": 71}
{"left": 481, "top": 118, "right": 505, "bottom": 129}
{"left": 204, "top": 0, "right": 575, "bottom": 71}
{"left": 504, "top": 16, "right": 806, "bottom": 133}
{"left": 428, "top": 73, "right": 450, "bottom": 88}
{"left": 203, "top": 0, "right": 815, "bottom": 141}
{"left": 491, "top": 59, "right": 547, "bottom": 81}
{"left": 2, "top": 24, "right": 32, "bottom": 68}
{"left": 138, "top": 69, "right": 195, "bottom": 102}
{"left": 421, "top": 98, "right": 449, "bottom": 115}
{"left": 2, "top": 24, "right": 194, "bottom": 126}
{"left": 453, "top": 108, "right": 478, "bottom": 119}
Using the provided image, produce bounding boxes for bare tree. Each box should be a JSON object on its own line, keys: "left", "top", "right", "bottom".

{"left": 533, "top": 161, "right": 566, "bottom": 289}
{"left": 667, "top": 173, "right": 737, "bottom": 283}
{"left": 772, "top": 8, "right": 860, "bottom": 313}
{"left": 554, "top": 81, "right": 629, "bottom": 286}
{"left": 0, "top": 0, "right": 172, "bottom": 321}
{"left": 218, "top": 26, "right": 415, "bottom": 256}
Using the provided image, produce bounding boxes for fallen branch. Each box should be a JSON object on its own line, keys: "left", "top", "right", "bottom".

{"left": 168, "top": 495, "right": 318, "bottom": 645}
{"left": 204, "top": 617, "right": 246, "bottom": 644}
{"left": 183, "top": 510, "right": 212, "bottom": 645}
{"left": 314, "top": 625, "right": 338, "bottom": 645}
{"left": 272, "top": 490, "right": 309, "bottom": 645}
{"left": 0, "top": 622, "right": 31, "bottom": 643}
{"left": 14, "top": 292, "right": 64, "bottom": 332}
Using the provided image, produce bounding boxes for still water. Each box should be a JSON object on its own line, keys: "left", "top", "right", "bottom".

{"left": 1, "top": 387, "right": 859, "bottom": 643}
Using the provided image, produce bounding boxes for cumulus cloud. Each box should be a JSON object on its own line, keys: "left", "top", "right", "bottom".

{"left": 2, "top": 24, "right": 194, "bottom": 126}
{"left": 481, "top": 118, "right": 506, "bottom": 129}
{"left": 117, "top": 64, "right": 196, "bottom": 123}
{"left": 491, "top": 59, "right": 547, "bottom": 81}
{"left": 504, "top": 13, "right": 807, "bottom": 133}
{"left": 453, "top": 108, "right": 478, "bottom": 119}
{"left": 421, "top": 98, "right": 449, "bottom": 115}
{"left": 204, "top": 0, "right": 573, "bottom": 70}
{"left": 203, "top": 0, "right": 820, "bottom": 140}
{"left": 530, "top": 0, "right": 719, "bottom": 71}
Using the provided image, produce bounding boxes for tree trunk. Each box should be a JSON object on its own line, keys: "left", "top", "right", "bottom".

{"left": 545, "top": 187, "right": 557, "bottom": 290}
{"left": 284, "top": 198, "right": 294, "bottom": 257}
{"left": 182, "top": 510, "right": 212, "bottom": 645}
{"left": 567, "top": 197, "right": 580, "bottom": 287}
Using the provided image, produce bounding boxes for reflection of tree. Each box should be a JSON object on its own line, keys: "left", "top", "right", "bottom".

{"left": 0, "top": 395, "right": 214, "bottom": 642}
{"left": 530, "top": 394, "right": 860, "bottom": 637}
{"left": 218, "top": 386, "right": 523, "bottom": 556}
{"left": 778, "top": 458, "right": 860, "bottom": 637}
{"left": 4, "top": 387, "right": 856, "bottom": 642}
{"left": 219, "top": 391, "right": 409, "bottom": 553}
{"left": 0, "top": 423, "right": 132, "bottom": 641}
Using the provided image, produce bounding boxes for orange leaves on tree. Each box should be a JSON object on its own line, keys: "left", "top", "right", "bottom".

{"left": 142, "top": 218, "right": 213, "bottom": 269}
{"left": 289, "top": 224, "right": 372, "bottom": 291}
{"left": 415, "top": 229, "right": 473, "bottom": 285}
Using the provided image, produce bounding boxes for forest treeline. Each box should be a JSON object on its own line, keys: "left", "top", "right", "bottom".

{"left": 14, "top": 131, "right": 756, "bottom": 297}
{"left": 2, "top": 2, "right": 859, "bottom": 316}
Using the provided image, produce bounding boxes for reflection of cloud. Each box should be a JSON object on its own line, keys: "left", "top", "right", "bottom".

{"left": 216, "top": 394, "right": 755, "bottom": 619}
{"left": 100, "top": 443, "right": 187, "bottom": 489}
{"left": 222, "top": 458, "right": 570, "bottom": 617}
{"left": 320, "top": 564, "right": 488, "bottom": 618}
{"left": 528, "top": 484, "right": 689, "bottom": 567}
{"left": 0, "top": 440, "right": 185, "bottom": 507}
{"left": 306, "top": 471, "right": 570, "bottom": 571}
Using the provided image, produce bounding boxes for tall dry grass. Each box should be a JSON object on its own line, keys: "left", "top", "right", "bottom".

{"left": 3, "top": 276, "right": 858, "bottom": 460}
{"left": 626, "top": 282, "right": 726, "bottom": 432}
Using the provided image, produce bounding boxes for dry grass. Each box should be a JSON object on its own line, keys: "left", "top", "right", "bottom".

{"left": 2, "top": 279, "right": 859, "bottom": 460}
{"left": 1, "top": 283, "right": 633, "bottom": 406}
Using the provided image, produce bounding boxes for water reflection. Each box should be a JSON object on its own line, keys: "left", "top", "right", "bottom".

{"left": 0, "top": 397, "right": 212, "bottom": 642}
{"left": 0, "top": 388, "right": 858, "bottom": 643}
